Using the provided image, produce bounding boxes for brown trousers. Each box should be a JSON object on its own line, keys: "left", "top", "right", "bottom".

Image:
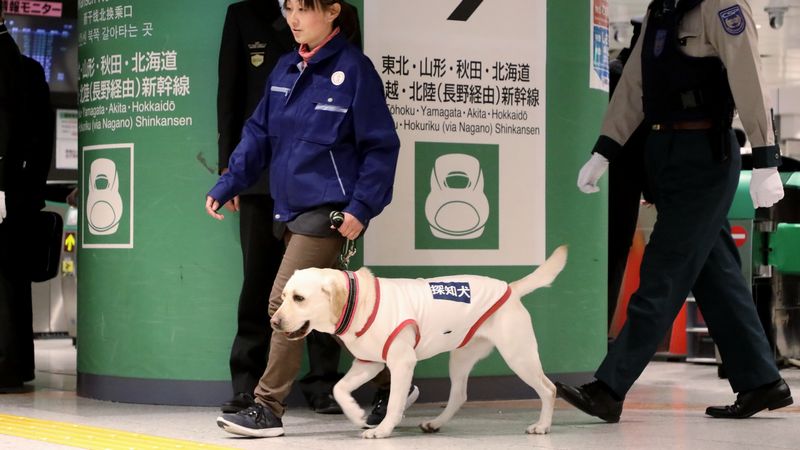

{"left": 254, "top": 232, "right": 389, "bottom": 417}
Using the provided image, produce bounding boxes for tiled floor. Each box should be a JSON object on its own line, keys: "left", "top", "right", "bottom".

{"left": 0, "top": 339, "right": 798, "bottom": 449}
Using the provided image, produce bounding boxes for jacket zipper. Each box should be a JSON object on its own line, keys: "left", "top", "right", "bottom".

{"left": 329, "top": 150, "right": 346, "bottom": 195}
{"left": 285, "top": 61, "right": 306, "bottom": 105}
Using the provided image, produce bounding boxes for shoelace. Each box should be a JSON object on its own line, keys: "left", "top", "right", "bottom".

{"left": 241, "top": 405, "right": 266, "bottom": 424}
{"left": 371, "top": 390, "right": 390, "bottom": 414}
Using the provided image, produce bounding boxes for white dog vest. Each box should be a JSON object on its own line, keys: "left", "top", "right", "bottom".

{"left": 338, "top": 272, "right": 511, "bottom": 362}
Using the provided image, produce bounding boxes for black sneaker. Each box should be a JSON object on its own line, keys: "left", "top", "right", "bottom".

{"left": 216, "top": 403, "right": 284, "bottom": 438}
{"left": 365, "top": 384, "right": 420, "bottom": 428}
{"left": 220, "top": 392, "right": 255, "bottom": 413}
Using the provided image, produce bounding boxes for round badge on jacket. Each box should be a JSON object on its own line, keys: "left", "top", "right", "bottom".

{"left": 331, "top": 71, "right": 345, "bottom": 86}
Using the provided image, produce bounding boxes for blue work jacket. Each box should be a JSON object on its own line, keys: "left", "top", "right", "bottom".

{"left": 208, "top": 33, "right": 400, "bottom": 226}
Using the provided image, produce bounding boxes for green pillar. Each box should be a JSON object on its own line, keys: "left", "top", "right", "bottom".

{"left": 77, "top": 0, "right": 241, "bottom": 405}
{"left": 545, "top": 1, "right": 610, "bottom": 375}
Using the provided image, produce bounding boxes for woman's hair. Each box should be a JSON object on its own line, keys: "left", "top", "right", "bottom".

{"left": 294, "top": 0, "right": 362, "bottom": 50}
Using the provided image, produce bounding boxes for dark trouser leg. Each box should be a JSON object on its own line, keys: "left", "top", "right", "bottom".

{"left": 607, "top": 131, "right": 646, "bottom": 330}
{"left": 254, "top": 233, "right": 344, "bottom": 417}
{"left": 596, "top": 129, "right": 745, "bottom": 397}
{"left": 0, "top": 219, "right": 35, "bottom": 385}
{"left": 691, "top": 224, "right": 779, "bottom": 392}
{"left": 229, "top": 195, "right": 283, "bottom": 395}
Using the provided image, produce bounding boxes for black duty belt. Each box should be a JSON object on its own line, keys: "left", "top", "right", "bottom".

{"left": 651, "top": 119, "right": 714, "bottom": 131}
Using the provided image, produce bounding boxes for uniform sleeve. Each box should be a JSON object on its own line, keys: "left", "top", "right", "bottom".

{"left": 207, "top": 81, "right": 272, "bottom": 205}
{"left": 345, "top": 56, "right": 400, "bottom": 225}
{"left": 592, "top": 13, "right": 650, "bottom": 161}
{"left": 217, "top": 5, "right": 246, "bottom": 173}
{"left": 704, "top": 0, "right": 780, "bottom": 168}
{"left": 0, "top": 23, "right": 21, "bottom": 191}
{"left": 25, "top": 58, "right": 54, "bottom": 203}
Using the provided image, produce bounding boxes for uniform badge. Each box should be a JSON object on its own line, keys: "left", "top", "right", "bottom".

{"left": 251, "top": 53, "right": 264, "bottom": 67}
{"left": 718, "top": 5, "right": 746, "bottom": 35}
{"left": 331, "top": 70, "right": 345, "bottom": 86}
{"left": 653, "top": 29, "right": 667, "bottom": 57}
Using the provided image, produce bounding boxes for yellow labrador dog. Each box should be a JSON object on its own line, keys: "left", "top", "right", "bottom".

{"left": 271, "top": 246, "right": 567, "bottom": 439}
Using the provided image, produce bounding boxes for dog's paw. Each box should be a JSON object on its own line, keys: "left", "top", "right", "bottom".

{"left": 340, "top": 406, "right": 368, "bottom": 428}
{"left": 419, "top": 421, "right": 440, "bottom": 433}
{"left": 525, "top": 422, "right": 551, "bottom": 435}
{"left": 361, "top": 426, "right": 392, "bottom": 439}
{"left": 350, "top": 416, "right": 369, "bottom": 429}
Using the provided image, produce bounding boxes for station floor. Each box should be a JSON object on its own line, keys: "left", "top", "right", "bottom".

{"left": 0, "top": 339, "right": 798, "bottom": 449}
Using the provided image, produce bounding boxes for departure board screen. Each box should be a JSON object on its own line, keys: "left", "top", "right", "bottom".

{"left": 5, "top": 14, "right": 78, "bottom": 93}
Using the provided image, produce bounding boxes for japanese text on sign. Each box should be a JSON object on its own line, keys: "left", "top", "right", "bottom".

{"left": 2, "top": 0, "right": 62, "bottom": 17}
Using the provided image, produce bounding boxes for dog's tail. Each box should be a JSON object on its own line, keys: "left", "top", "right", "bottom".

{"left": 510, "top": 245, "right": 568, "bottom": 298}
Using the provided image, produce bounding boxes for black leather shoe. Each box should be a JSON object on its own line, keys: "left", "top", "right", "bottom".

{"left": 220, "top": 392, "right": 255, "bottom": 413}
{"left": 311, "top": 393, "right": 343, "bottom": 414}
{"left": 556, "top": 380, "right": 623, "bottom": 423}
{"left": 706, "top": 379, "right": 793, "bottom": 419}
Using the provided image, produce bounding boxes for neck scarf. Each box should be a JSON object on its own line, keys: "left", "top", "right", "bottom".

{"left": 298, "top": 27, "right": 340, "bottom": 65}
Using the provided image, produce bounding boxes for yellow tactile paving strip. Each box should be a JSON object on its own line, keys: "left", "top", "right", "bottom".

{"left": 0, "top": 414, "right": 234, "bottom": 450}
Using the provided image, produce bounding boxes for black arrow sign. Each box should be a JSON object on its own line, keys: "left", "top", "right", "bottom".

{"left": 448, "top": 0, "right": 484, "bottom": 21}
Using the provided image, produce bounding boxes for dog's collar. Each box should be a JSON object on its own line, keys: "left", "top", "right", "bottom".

{"left": 334, "top": 271, "right": 358, "bottom": 336}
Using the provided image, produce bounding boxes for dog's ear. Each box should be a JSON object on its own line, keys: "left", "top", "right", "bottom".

{"left": 323, "top": 273, "right": 348, "bottom": 320}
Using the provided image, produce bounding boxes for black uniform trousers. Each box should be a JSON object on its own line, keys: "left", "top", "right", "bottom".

{"left": 230, "top": 195, "right": 342, "bottom": 399}
{"left": 607, "top": 125, "right": 648, "bottom": 329}
{"left": 596, "top": 128, "right": 780, "bottom": 396}
{"left": 0, "top": 214, "right": 35, "bottom": 387}
{"left": 229, "top": 195, "right": 283, "bottom": 395}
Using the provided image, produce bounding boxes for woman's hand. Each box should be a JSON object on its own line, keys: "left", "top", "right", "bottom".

{"left": 205, "top": 195, "right": 225, "bottom": 220}
{"left": 219, "top": 168, "right": 239, "bottom": 212}
{"left": 336, "top": 212, "right": 363, "bottom": 240}
{"left": 223, "top": 196, "right": 240, "bottom": 212}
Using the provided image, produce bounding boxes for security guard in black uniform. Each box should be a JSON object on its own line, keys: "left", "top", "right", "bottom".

{"left": 216, "top": 0, "right": 342, "bottom": 414}
{"left": 560, "top": 0, "right": 793, "bottom": 421}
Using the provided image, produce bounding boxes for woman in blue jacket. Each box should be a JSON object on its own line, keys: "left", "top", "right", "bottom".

{"left": 206, "top": 0, "right": 401, "bottom": 438}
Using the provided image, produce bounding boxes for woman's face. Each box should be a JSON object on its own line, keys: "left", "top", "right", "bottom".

{"left": 284, "top": 0, "right": 339, "bottom": 49}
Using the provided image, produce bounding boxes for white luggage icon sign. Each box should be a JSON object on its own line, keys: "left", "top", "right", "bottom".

{"left": 87, "top": 158, "right": 124, "bottom": 235}
{"left": 424, "top": 153, "right": 490, "bottom": 240}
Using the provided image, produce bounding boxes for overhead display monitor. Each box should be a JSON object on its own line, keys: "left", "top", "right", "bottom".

{"left": 5, "top": 14, "right": 78, "bottom": 93}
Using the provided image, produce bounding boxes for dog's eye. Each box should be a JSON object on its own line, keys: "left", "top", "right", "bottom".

{"left": 293, "top": 294, "right": 305, "bottom": 302}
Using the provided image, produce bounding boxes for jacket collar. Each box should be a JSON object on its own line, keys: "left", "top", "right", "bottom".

{"left": 290, "top": 32, "right": 348, "bottom": 67}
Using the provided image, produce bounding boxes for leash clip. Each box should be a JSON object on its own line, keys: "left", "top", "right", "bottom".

{"left": 330, "top": 210, "right": 357, "bottom": 269}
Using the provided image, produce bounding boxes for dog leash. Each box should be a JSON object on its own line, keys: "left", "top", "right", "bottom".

{"left": 329, "top": 210, "right": 357, "bottom": 269}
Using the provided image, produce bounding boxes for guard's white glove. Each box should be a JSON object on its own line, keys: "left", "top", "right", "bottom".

{"left": 0, "top": 191, "right": 5, "bottom": 224}
{"left": 750, "top": 167, "right": 784, "bottom": 208}
{"left": 577, "top": 153, "right": 609, "bottom": 193}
